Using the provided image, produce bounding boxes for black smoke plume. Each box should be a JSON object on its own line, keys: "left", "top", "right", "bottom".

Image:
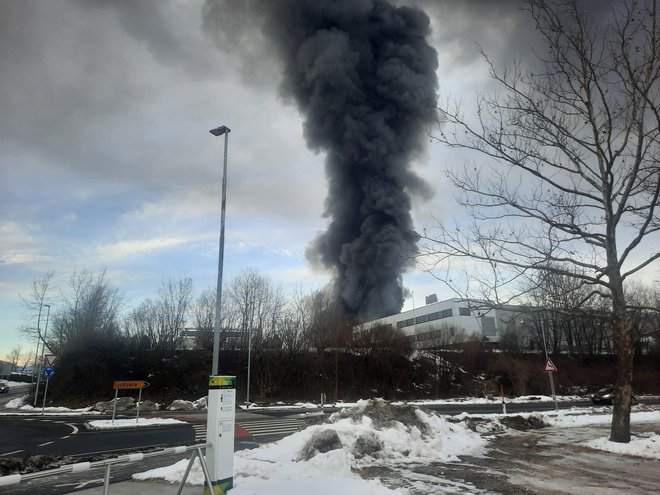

{"left": 205, "top": 0, "right": 438, "bottom": 320}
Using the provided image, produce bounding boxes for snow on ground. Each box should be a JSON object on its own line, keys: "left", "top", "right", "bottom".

{"left": 136, "top": 401, "right": 660, "bottom": 494}
{"left": 135, "top": 399, "right": 488, "bottom": 494}
{"left": 0, "top": 396, "right": 100, "bottom": 415}
{"left": 240, "top": 394, "right": 586, "bottom": 411}
{"left": 585, "top": 433, "right": 660, "bottom": 460}
{"left": 87, "top": 418, "right": 185, "bottom": 429}
{"left": 3, "top": 390, "right": 660, "bottom": 492}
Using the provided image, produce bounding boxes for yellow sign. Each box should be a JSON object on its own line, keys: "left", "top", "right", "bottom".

{"left": 113, "top": 380, "right": 149, "bottom": 390}
{"left": 209, "top": 376, "right": 236, "bottom": 389}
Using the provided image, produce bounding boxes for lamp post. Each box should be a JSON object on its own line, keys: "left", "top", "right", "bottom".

{"left": 246, "top": 299, "right": 255, "bottom": 405}
{"left": 32, "top": 303, "right": 44, "bottom": 384}
{"left": 206, "top": 124, "right": 236, "bottom": 494}
{"left": 33, "top": 303, "right": 51, "bottom": 406}
{"left": 209, "top": 124, "right": 231, "bottom": 376}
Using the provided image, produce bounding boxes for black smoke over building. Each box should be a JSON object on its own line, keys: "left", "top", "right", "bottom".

{"left": 205, "top": 0, "right": 438, "bottom": 320}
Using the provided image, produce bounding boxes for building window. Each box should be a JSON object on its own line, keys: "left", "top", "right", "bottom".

{"left": 459, "top": 307, "right": 470, "bottom": 316}
{"left": 439, "top": 308, "right": 452, "bottom": 319}
{"left": 481, "top": 316, "right": 497, "bottom": 336}
{"left": 397, "top": 318, "right": 415, "bottom": 328}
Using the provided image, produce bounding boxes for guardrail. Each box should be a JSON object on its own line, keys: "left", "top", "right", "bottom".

{"left": 0, "top": 442, "right": 212, "bottom": 495}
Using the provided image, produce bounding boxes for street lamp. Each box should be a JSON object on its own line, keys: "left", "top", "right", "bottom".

{"left": 207, "top": 124, "right": 236, "bottom": 494}
{"left": 246, "top": 298, "right": 255, "bottom": 405}
{"left": 33, "top": 303, "right": 51, "bottom": 406}
{"left": 209, "top": 125, "right": 231, "bottom": 375}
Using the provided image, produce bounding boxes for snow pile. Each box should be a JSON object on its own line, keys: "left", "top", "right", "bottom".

{"left": 135, "top": 399, "right": 486, "bottom": 493}
{"left": 4, "top": 397, "right": 26, "bottom": 409}
{"left": 2, "top": 396, "right": 99, "bottom": 415}
{"left": 585, "top": 434, "right": 660, "bottom": 460}
{"left": 549, "top": 409, "right": 660, "bottom": 428}
{"left": 87, "top": 418, "right": 185, "bottom": 429}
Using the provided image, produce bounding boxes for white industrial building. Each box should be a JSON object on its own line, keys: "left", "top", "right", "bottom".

{"left": 354, "top": 296, "right": 533, "bottom": 349}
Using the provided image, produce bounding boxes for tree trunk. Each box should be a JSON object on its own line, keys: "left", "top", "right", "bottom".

{"left": 609, "top": 287, "right": 634, "bottom": 443}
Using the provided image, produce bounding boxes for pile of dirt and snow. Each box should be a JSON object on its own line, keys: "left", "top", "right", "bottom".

{"left": 135, "top": 399, "right": 489, "bottom": 492}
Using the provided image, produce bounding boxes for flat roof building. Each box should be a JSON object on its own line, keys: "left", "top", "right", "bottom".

{"left": 355, "top": 297, "right": 533, "bottom": 349}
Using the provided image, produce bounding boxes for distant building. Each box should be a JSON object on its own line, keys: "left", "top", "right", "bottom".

{"left": 354, "top": 297, "right": 534, "bottom": 349}
{"left": 0, "top": 359, "right": 14, "bottom": 378}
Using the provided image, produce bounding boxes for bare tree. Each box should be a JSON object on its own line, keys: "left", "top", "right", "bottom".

{"left": 6, "top": 345, "right": 22, "bottom": 372}
{"left": 49, "top": 269, "right": 123, "bottom": 354}
{"left": 124, "top": 278, "right": 193, "bottom": 352}
{"left": 191, "top": 287, "right": 216, "bottom": 350}
{"left": 19, "top": 272, "right": 55, "bottom": 356}
{"left": 226, "top": 268, "right": 285, "bottom": 349}
{"left": 426, "top": 0, "right": 660, "bottom": 442}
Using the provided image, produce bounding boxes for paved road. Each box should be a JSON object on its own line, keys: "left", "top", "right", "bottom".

{"left": 0, "top": 383, "right": 32, "bottom": 407}
{"left": 0, "top": 411, "right": 303, "bottom": 495}
{"left": 0, "top": 411, "right": 306, "bottom": 459}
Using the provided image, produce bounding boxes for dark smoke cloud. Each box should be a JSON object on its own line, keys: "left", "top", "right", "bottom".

{"left": 203, "top": 0, "right": 438, "bottom": 319}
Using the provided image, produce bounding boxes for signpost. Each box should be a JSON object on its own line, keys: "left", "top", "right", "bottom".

{"left": 110, "top": 380, "right": 149, "bottom": 424}
{"left": 41, "top": 367, "right": 55, "bottom": 414}
{"left": 540, "top": 321, "right": 559, "bottom": 411}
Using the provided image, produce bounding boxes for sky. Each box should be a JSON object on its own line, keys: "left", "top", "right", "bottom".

{"left": 1, "top": 0, "right": 658, "bottom": 359}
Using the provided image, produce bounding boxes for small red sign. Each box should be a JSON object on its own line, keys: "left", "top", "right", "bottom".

{"left": 544, "top": 358, "right": 558, "bottom": 372}
{"left": 44, "top": 354, "right": 58, "bottom": 366}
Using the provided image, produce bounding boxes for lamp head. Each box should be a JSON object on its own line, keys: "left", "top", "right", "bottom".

{"left": 209, "top": 125, "right": 231, "bottom": 136}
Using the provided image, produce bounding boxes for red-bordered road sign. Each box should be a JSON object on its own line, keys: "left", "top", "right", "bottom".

{"left": 544, "top": 358, "right": 558, "bottom": 372}
{"left": 44, "top": 354, "right": 58, "bottom": 366}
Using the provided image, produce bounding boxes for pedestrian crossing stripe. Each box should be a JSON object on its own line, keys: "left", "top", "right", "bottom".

{"left": 192, "top": 418, "right": 303, "bottom": 440}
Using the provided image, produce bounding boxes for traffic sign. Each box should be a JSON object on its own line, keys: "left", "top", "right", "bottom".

{"left": 113, "top": 380, "right": 149, "bottom": 390}
{"left": 544, "top": 357, "right": 558, "bottom": 372}
{"left": 44, "top": 354, "right": 58, "bottom": 366}
{"left": 44, "top": 366, "right": 55, "bottom": 377}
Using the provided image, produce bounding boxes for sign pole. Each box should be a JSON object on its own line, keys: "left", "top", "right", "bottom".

{"left": 111, "top": 389, "right": 119, "bottom": 425}
{"left": 136, "top": 388, "right": 143, "bottom": 424}
{"left": 548, "top": 370, "right": 558, "bottom": 411}
{"left": 500, "top": 384, "right": 507, "bottom": 415}
{"left": 41, "top": 376, "right": 50, "bottom": 415}
{"left": 540, "top": 321, "right": 559, "bottom": 411}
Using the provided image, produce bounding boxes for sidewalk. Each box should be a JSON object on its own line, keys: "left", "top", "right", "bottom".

{"left": 67, "top": 480, "right": 201, "bottom": 494}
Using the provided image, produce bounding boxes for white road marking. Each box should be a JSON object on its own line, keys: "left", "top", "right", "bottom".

{"left": 1, "top": 450, "right": 24, "bottom": 456}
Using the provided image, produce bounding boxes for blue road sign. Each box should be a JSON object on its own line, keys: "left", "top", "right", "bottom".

{"left": 44, "top": 366, "right": 55, "bottom": 377}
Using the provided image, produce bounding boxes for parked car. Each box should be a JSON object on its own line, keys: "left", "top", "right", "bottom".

{"left": 0, "top": 381, "right": 8, "bottom": 394}
{"left": 590, "top": 386, "right": 636, "bottom": 405}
